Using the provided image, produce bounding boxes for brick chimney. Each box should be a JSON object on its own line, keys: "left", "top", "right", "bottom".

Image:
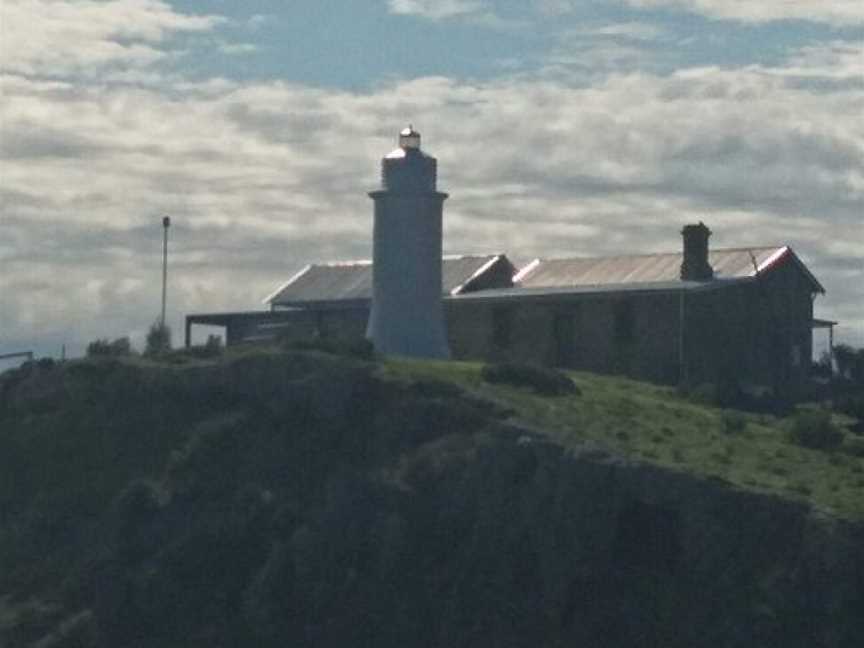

{"left": 680, "top": 222, "right": 713, "bottom": 281}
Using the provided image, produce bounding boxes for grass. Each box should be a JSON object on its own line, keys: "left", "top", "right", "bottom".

{"left": 8, "top": 347, "right": 861, "bottom": 520}
{"left": 382, "top": 357, "right": 864, "bottom": 521}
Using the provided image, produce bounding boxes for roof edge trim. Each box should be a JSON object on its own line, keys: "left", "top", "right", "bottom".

{"left": 512, "top": 258, "right": 541, "bottom": 284}
{"left": 754, "top": 246, "right": 789, "bottom": 275}
{"left": 755, "top": 246, "right": 825, "bottom": 294}
{"left": 263, "top": 264, "right": 313, "bottom": 305}
{"left": 315, "top": 259, "right": 372, "bottom": 267}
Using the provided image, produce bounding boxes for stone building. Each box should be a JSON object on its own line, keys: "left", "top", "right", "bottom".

{"left": 185, "top": 130, "right": 828, "bottom": 394}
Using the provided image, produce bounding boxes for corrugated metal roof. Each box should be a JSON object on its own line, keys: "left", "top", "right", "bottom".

{"left": 266, "top": 246, "right": 823, "bottom": 307}
{"left": 450, "top": 277, "right": 751, "bottom": 303}
{"left": 516, "top": 247, "right": 798, "bottom": 288}
{"left": 266, "top": 255, "right": 505, "bottom": 306}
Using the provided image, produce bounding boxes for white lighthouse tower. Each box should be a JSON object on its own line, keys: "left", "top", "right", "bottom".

{"left": 366, "top": 126, "right": 450, "bottom": 358}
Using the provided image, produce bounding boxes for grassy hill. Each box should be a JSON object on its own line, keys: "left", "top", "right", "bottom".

{"left": 385, "top": 358, "right": 864, "bottom": 520}
{"left": 1, "top": 345, "right": 862, "bottom": 647}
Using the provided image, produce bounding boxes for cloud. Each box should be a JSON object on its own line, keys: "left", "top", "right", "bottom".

{"left": 1, "top": 32, "right": 862, "bottom": 354}
{"left": 0, "top": 0, "right": 223, "bottom": 77}
{"left": 623, "top": 0, "right": 864, "bottom": 26}
{"left": 776, "top": 41, "right": 864, "bottom": 82}
{"left": 571, "top": 22, "right": 666, "bottom": 41}
{"left": 534, "top": 0, "right": 580, "bottom": 16}
{"left": 387, "top": 0, "right": 488, "bottom": 21}
{"left": 219, "top": 42, "right": 258, "bottom": 56}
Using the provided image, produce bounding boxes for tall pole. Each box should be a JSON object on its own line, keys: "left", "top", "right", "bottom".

{"left": 161, "top": 216, "right": 171, "bottom": 328}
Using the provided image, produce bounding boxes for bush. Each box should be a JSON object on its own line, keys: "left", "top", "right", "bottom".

{"left": 680, "top": 381, "right": 789, "bottom": 415}
{"left": 811, "top": 352, "right": 833, "bottom": 379}
{"left": 834, "top": 393, "right": 864, "bottom": 421}
{"left": 145, "top": 321, "right": 171, "bottom": 356}
{"left": 283, "top": 335, "right": 376, "bottom": 361}
{"left": 786, "top": 409, "right": 844, "bottom": 450}
{"left": 36, "top": 357, "right": 56, "bottom": 370}
{"left": 205, "top": 334, "right": 222, "bottom": 353}
{"left": 86, "top": 337, "right": 132, "bottom": 358}
{"left": 177, "top": 334, "right": 223, "bottom": 360}
{"left": 721, "top": 410, "right": 748, "bottom": 435}
{"left": 481, "top": 362, "right": 579, "bottom": 396}
{"left": 681, "top": 382, "right": 718, "bottom": 406}
{"left": 834, "top": 345, "right": 864, "bottom": 385}
{"left": 840, "top": 437, "right": 864, "bottom": 458}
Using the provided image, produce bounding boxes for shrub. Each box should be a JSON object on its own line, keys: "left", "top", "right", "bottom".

{"left": 786, "top": 409, "right": 843, "bottom": 450}
{"left": 178, "top": 334, "right": 224, "bottom": 360}
{"left": 36, "top": 357, "right": 56, "bottom": 370}
{"left": 855, "top": 350, "right": 864, "bottom": 386}
{"left": 409, "top": 378, "right": 465, "bottom": 400}
{"left": 834, "top": 345, "right": 854, "bottom": 379}
{"left": 680, "top": 381, "right": 788, "bottom": 415}
{"left": 721, "top": 410, "right": 748, "bottom": 435}
{"left": 86, "top": 336, "right": 132, "bottom": 357}
{"left": 811, "top": 352, "right": 833, "bottom": 379}
{"left": 205, "top": 333, "right": 222, "bottom": 353}
{"left": 145, "top": 321, "right": 171, "bottom": 356}
{"left": 840, "top": 437, "right": 864, "bottom": 458}
{"left": 283, "top": 335, "right": 376, "bottom": 361}
{"left": 834, "top": 393, "right": 864, "bottom": 422}
{"left": 481, "top": 362, "right": 579, "bottom": 396}
{"left": 683, "top": 383, "right": 718, "bottom": 406}
{"left": 790, "top": 482, "right": 812, "bottom": 496}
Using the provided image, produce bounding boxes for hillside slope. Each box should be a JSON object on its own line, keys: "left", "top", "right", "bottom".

{"left": 1, "top": 348, "right": 862, "bottom": 647}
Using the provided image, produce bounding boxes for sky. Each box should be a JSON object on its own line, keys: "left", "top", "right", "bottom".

{"left": 1, "top": 0, "right": 862, "bottom": 362}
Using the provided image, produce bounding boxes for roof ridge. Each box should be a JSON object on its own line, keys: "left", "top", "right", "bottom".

{"left": 534, "top": 245, "right": 784, "bottom": 262}
{"left": 442, "top": 253, "right": 502, "bottom": 260}
{"left": 312, "top": 259, "right": 373, "bottom": 267}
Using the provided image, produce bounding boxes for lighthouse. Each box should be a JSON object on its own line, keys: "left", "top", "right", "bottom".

{"left": 366, "top": 126, "right": 450, "bottom": 358}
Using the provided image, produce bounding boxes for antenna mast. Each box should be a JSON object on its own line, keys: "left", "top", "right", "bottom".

{"left": 161, "top": 216, "right": 171, "bottom": 327}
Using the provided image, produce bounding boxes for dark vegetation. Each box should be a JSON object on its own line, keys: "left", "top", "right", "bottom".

{"left": 678, "top": 379, "right": 791, "bottom": 416}
{"left": 145, "top": 321, "right": 172, "bottom": 356}
{"left": 674, "top": 345, "right": 864, "bottom": 442}
{"left": 481, "top": 362, "right": 579, "bottom": 396}
{"left": 785, "top": 409, "right": 844, "bottom": 450}
{"left": 283, "top": 335, "right": 376, "bottom": 361}
{"left": 85, "top": 337, "right": 132, "bottom": 358}
{"left": 1, "top": 344, "right": 863, "bottom": 647}
{"left": 819, "top": 345, "right": 864, "bottom": 436}
{"left": 832, "top": 344, "right": 864, "bottom": 385}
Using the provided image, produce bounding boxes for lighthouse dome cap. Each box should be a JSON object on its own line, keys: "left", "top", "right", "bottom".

{"left": 385, "top": 125, "right": 429, "bottom": 159}
{"left": 399, "top": 125, "right": 421, "bottom": 148}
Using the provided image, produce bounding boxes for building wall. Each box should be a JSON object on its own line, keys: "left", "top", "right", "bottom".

{"left": 448, "top": 265, "right": 814, "bottom": 393}
{"left": 447, "top": 293, "right": 683, "bottom": 384}
{"left": 678, "top": 262, "right": 815, "bottom": 395}
{"left": 221, "top": 259, "right": 815, "bottom": 394}
{"left": 223, "top": 307, "right": 369, "bottom": 345}
{"left": 737, "top": 262, "right": 812, "bottom": 394}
